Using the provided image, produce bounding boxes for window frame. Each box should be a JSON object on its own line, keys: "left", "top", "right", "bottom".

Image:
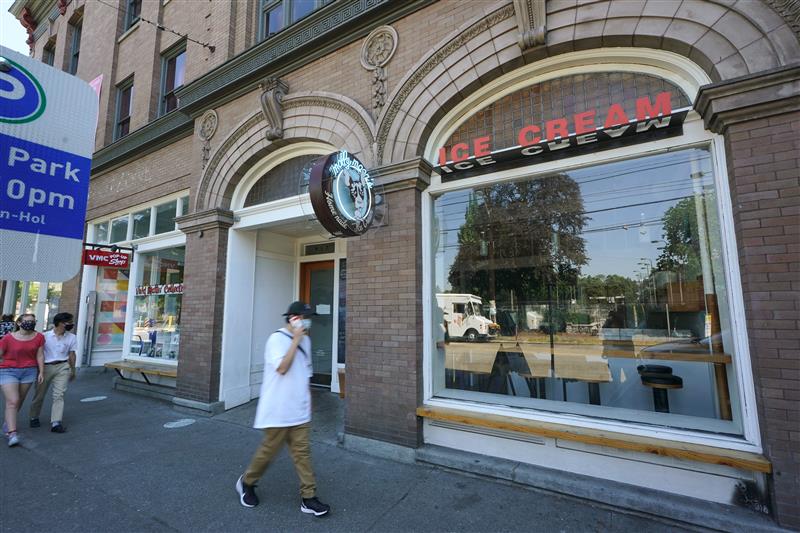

{"left": 258, "top": 0, "right": 330, "bottom": 42}
{"left": 42, "top": 42, "right": 55, "bottom": 66}
{"left": 159, "top": 42, "right": 187, "bottom": 116}
{"left": 68, "top": 19, "right": 82, "bottom": 75}
{"left": 423, "top": 122, "right": 757, "bottom": 452}
{"left": 125, "top": 0, "right": 142, "bottom": 30}
{"left": 419, "top": 54, "right": 760, "bottom": 453}
{"left": 114, "top": 78, "right": 134, "bottom": 141}
{"left": 88, "top": 192, "right": 189, "bottom": 246}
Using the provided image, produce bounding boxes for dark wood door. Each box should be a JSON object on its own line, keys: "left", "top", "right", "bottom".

{"left": 299, "top": 261, "right": 335, "bottom": 386}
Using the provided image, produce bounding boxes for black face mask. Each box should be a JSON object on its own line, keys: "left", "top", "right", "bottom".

{"left": 64, "top": 324, "right": 74, "bottom": 331}
{"left": 20, "top": 321, "right": 36, "bottom": 331}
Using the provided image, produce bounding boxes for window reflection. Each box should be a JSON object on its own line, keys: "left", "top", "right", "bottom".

{"left": 433, "top": 147, "right": 738, "bottom": 433}
{"left": 132, "top": 247, "right": 184, "bottom": 360}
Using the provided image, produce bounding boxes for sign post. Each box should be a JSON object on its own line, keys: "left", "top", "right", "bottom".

{"left": 0, "top": 45, "right": 99, "bottom": 282}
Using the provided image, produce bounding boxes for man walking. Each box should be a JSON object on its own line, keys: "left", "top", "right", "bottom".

{"left": 29, "top": 313, "right": 77, "bottom": 433}
{"left": 236, "top": 301, "right": 330, "bottom": 516}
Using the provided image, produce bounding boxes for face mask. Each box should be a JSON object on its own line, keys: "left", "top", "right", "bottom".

{"left": 291, "top": 318, "right": 312, "bottom": 330}
{"left": 64, "top": 324, "right": 74, "bottom": 331}
{"left": 20, "top": 321, "right": 36, "bottom": 331}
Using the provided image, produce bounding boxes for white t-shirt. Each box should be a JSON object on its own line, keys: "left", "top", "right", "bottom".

{"left": 253, "top": 328, "right": 313, "bottom": 429}
{"left": 43, "top": 330, "right": 77, "bottom": 364}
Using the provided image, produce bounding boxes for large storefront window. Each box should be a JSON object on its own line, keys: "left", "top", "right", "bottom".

{"left": 131, "top": 247, "right": 184, "bottom": 360}
{"left": 432, "top": 146, "right": 741, "bottom": 434}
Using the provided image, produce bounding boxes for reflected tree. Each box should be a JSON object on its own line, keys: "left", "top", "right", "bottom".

{"left": 448, "top": 173, "right": 588, "bottom": 305}
{"left": 655, "top": 195, "right": 716, "bottom": 281}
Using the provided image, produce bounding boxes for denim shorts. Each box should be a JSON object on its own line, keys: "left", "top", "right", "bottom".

{"left": 0, "top": 367, "right": 38, "bottom": 385}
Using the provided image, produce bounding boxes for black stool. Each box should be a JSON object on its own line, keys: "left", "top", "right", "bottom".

{"left": 637, "top": 365, "right": 683, "bottom": 413}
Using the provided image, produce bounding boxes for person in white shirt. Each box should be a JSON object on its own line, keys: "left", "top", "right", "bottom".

{"left": 235, "top": 301, "right": 330, "bottom": 517}
{"left": 29, "top": 312, "right": 77, "bottom": 433}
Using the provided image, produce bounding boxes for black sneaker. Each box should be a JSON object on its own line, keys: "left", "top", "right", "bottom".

{"left": 29, "top": 418, "right": 40, "bottom": 428}
{"left": 235, "top": 475, "right": 259, "bottom": 508}
{"left": 301, "top": 497, "right": 330, "bottom": 516}
{"left": 50, "top": 423, "right": 66, "bottom": 433}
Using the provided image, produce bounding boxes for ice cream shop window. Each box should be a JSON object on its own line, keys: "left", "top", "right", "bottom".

{"left": 131, "top": 247, "right": 184, "bottom": 360}
{"left": 431, "top": 146, "right": 743, "bottom": 435}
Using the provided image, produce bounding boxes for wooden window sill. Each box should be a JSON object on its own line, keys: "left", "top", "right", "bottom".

{"left": 417, "top": 405, "right": 771, "bottom": 473}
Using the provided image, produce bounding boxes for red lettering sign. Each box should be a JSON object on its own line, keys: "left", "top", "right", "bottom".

{"left": 437, "top": 92, "right": 677, "bottom": 164}
{"left": 83, "top": 249, "right": 130, "bottom": 268}
{"left": 434, "top": 91, "right": 689, "bottom": 181}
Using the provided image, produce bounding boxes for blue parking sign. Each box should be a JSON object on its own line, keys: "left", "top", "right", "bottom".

{"left": 0, "top": 46, "right": 98, "bottom": 282}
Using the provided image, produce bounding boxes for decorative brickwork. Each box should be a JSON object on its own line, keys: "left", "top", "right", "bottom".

{"left": 378, "top": 0, "right": 800, "bottom": 164}
{"left": 197, "top": 92, "right": 375, "bottom": 211}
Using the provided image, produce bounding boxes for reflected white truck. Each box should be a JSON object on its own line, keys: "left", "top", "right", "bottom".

{"left": 436, "top": 293, "right": 494, "bottom": 342}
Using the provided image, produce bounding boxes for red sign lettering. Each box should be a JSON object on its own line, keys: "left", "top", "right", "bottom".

{"left": 438, "top": 92, "right": 678, "bottom": 164}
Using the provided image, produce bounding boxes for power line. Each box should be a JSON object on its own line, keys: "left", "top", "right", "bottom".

{"left": 94, "top": 0, "right": 215, "bottom": 53}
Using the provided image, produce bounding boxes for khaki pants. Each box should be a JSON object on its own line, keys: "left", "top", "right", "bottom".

{"left": 243, "top": 422, "right": 316, "bottom": 498}
{"left": 30, "top": 361, "right": 70, "bottom": 423}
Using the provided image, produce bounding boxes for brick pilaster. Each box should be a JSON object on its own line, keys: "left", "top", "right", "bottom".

{"left": 174, "top": 208, "right": 234, "bottom": 406}
{"left": 344, "top": 158, "right": 432, "bottom": 447}
{"left": 696, "top": 65, "right": 800, "bottom": 529}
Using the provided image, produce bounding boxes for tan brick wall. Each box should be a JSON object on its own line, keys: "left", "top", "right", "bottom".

{"left": 87, "top": 134, "right": 193, "bottom": 221}
{"left": 345, "top": 185, "right": 424, "bottom": 447}
{"left": 175, "top": 221, "right": 230, "bottom": 403}
{"left": 726, "top": 112, "right": 800, "bottom": 529}
{"left": 77, "top": 0, "right": 125, "bottom": 149}
{"left": 115, "top": 2, "right": 160, "bottom": 129}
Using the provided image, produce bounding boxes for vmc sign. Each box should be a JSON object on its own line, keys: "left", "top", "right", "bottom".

{"left": 0, "top": 45, "right": 98, "bottom": 281}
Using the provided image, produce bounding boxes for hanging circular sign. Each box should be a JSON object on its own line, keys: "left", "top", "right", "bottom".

{"left": 309, "top": 150, "right": 376, "bottom": 237}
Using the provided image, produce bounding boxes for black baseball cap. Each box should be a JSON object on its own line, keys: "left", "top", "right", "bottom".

{"left": 283, "top": 301, "right": 316, "bottom": 317}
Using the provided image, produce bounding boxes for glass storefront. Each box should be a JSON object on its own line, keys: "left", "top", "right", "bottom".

{"left": 130, "top": 247, "right": 184, "bottom": 360}
{"left": 432, "top": 146, "right": 741, "bottom": 434}
{"left": 1, "top": 281, "right": 63, "bottom": 329}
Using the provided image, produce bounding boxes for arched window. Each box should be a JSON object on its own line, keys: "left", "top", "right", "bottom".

{"left": 243, "top": 154, "right": 319, "bottom": 207}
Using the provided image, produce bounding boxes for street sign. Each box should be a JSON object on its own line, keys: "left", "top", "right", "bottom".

{"left": 0, "top": 45, "right": 98, "bottom": 282}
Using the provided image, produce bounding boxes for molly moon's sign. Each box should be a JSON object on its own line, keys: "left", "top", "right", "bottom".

{"left": 435, "top": 92, "right": 689, "bottom": 181}
{"left": 310, "top": 150, "right": 376, "bottom": 237}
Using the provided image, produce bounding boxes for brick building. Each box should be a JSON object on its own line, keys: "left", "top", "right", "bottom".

{"left": 5, "top": 0, "right": 799, "bottom": 527}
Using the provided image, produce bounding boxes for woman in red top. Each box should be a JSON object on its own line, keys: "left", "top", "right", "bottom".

{"left": 0, "top": 313, "right": 45, "bottom": 447}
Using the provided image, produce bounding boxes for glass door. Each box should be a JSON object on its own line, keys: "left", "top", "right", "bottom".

{"left": 300, "top": 260, "right": 335, "bottom": 386}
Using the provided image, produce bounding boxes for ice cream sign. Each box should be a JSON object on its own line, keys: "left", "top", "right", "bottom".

{"left": 0, "top": 45, "right": 98, "bottom": 281}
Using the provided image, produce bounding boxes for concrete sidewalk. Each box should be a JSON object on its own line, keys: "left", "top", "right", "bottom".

{"left": 0, "top": 369, "right": 711, "bottom": 532}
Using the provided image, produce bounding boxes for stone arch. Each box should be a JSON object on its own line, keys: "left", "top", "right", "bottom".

{"left": 196, "top": 91, "right": 375, "bottom": 211}
{"left": 376, "top": 0, "right": 800, "bottom": 164}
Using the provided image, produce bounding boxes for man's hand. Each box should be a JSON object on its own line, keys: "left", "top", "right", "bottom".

{"left": 69, "top": 368, "right": 76, "bottom": 382}
{"left": 289, "top": 320, "right": 306, "bottom": 340}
